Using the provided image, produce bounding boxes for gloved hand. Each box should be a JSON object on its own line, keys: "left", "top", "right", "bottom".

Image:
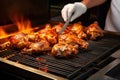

{"left": 61, "top": 2, "right": 87, "bottom": 22}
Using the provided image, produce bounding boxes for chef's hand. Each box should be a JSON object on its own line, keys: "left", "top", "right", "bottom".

{"left": 61, "top": 2, "right": 87, "bottom": 22}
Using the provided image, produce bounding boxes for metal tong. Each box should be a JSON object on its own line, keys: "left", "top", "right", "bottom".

{"left": 58, "top": 14, "right": 72, "bottom": 34}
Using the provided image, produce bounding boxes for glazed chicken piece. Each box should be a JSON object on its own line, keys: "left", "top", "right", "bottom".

{"left": 9, "top": 32, "right": 44, "bottom": 50}
{"left": 85, "top": 21, "right": 104, "bottom": 40}
{"left": 26, "top": 32, "right": 40, "bottom": 42}
{"left": 77, "top": 31, "right": 87, "bottom": 40}
{"left": 70, "top": 22, "right": 84, "bottom": 34}
{"left": 53, "top": 22, "right": 72, "bottom": 34}
{"left": 58, "top": 33, "right": 89, "bottom": 49}
{"left": 9, "top": 32, "right": 31, "bottom": 49}
{"left": 0, "top": 41, "right": 11, "bottom": 50}
{"left": 38, "top": 24, "right": 58, "bottom": 45}
{"left": 21, "top": 38, "right": 50, "bottom": 55}
{"left": 51, "top": 42, "right": 79, "bottom": 58}
{"left": 68, "top": 22, "right": 87, "bottom": 39}
{"left": 52, "top": 22, "right": 63, "bottom": 32}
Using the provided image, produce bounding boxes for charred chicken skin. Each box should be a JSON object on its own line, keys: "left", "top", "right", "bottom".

{"left": 52, "top": 22, "right": 63, "bottom": 33}
{"left": 21, "top": 38, "right": 50, "bottom": 55}
{"left": 58, "top": 33, "right": 89, "bottom": 49}
{"left": 0, "top": 21, "right": 104, "bottom": 58}
{"left": 51, "top": 42, "right": 79, "bottom": 58}
{"left": 38, "top": 24, "right": 58, "bottom": 45}
{"left": 69, "top": 22, "right": 87, "bottom": 39}
{"left": 70, "top": 22, "right": 84, "bottom": 34}
{"left": 84, "top": 21, "right": 104, "bottom": 40}
{"left": 9, "top": 32, "right": 30, "bottom": 49}
{"left": 0, "top": 41, "right": 11, "bottom": 50}
{"left": 26, "top": 33, "right": 40, "bottom": 42}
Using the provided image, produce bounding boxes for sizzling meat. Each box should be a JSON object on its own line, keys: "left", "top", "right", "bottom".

{"left": 0, "top": 41, "right": 11, "bottom": 50}
{"left": 9, "top": 32, "right": 30, "bottom": 49}
{"left": 0, "top": 21, "right": 104, "bottom": 58}
{"left": 21, "top": 38, "right": 50, "bottom": 55}
{"left": 38, "top": 24, "right": 58, "bottom": 45}
{"left": 51, "top": 42, "right": 79, "bottom": 58}
{"left": 58, "top": 33, "right": 89, "bottom": 49}
{"left": 84, "top": 21, "right": 104, "bottom": 40}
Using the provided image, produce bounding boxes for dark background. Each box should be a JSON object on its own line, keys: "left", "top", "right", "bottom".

{"left": 50, "top": 0, "right": 111, "bottom": 29}
{"left": 0, "top": 0, "right": 111, "bottom": 28}
{"left": 0, "top": 0, "right": 49, "bottom": 26}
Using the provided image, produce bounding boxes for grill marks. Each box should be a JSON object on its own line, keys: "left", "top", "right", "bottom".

{"left": 4, "top": 51, "right": 79, "bottom": 77}
{"left": 0, "top": 34, "right": 120, "bottom": 78}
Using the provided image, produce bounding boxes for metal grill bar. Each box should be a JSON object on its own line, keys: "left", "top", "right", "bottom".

{"left": 9, "top": 54, "right": 71, "bottom": 77}
{"left": 0, "top": 33, "right": 120, "bottom": 79}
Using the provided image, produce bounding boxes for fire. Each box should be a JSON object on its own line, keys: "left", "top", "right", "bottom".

{"left": 0, "top": 27, "right": 8, "bottom": 39}
{"left": 0, "top": 16, "right": 33, "bottom": 39}
{"left": 14, "top": 16, "right": 33, "bottom": 34}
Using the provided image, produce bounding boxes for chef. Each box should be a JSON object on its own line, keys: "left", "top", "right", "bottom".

{"left": 61, "top": 0, "right": 120, "bottom": 32}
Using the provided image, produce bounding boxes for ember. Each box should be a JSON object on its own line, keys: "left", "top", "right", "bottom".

{"left": 36, "top": 57, "right": 48, "bottom": 72}
{"left": 38, "top": 65, "right": 48, "bottom": 72}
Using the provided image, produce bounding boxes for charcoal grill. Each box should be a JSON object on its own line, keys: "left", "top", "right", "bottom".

{"left": 0, "top": 31, "right": 120, "bottom": 80}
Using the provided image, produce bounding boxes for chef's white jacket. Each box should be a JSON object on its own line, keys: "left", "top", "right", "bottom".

{"left": 105, "top": 0, "right": 120, "bottom": 32}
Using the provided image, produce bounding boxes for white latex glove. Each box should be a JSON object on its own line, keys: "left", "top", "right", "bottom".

{"left": 61, "top": 2, "right": 87, "bottom": 22}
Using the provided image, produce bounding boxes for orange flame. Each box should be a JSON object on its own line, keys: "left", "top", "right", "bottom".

{"left": 12, "top": 16, "right": 33, "bottom": 34}
{"left": 0, "top": 27, "right": 8, "bottom": 39}
{"left": 0, "top": 15, "right": 34, "bottom": 39}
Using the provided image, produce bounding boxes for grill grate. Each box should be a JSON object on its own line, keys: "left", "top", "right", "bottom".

{"left": 0, "top": 34, "right": 120, "bottom": 79}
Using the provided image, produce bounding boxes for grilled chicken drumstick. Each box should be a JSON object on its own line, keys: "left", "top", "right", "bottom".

{"left": 9, "top": 32, "right": 30, "bottom": 49}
